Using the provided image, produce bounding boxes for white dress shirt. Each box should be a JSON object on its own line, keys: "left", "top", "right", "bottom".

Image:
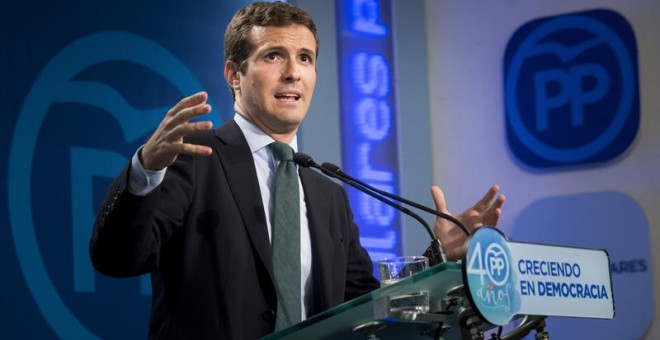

{"left": 128, "top": 113, "right": 313, "bottom": 320}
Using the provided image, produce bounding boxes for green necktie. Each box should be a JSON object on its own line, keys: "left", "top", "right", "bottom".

{"left": 268, "top": 142, "right": 301, "bottom": 330}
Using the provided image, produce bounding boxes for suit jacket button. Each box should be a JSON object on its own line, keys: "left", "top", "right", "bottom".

{"left": 262, "top": 309, "right": 275, "bottom": 322}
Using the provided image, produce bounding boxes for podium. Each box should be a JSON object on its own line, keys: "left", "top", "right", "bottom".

{"left": 262, "top": 228, "right": 614, "bottom": 339}
{"left": 262, "top": 262, "right": 487, "bottom": 339}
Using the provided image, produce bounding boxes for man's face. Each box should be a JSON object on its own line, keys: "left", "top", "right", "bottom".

{"left": 229, "top": 24, "right": 317, "bottom": 139}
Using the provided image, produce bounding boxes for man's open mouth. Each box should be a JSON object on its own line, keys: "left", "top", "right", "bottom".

{"left": 275, "top": 92, "right": 301, "bottom": 101}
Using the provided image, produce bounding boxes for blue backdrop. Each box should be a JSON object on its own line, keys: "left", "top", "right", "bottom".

{"left": 1, "top": 0, "right": 250, "bottom": 338}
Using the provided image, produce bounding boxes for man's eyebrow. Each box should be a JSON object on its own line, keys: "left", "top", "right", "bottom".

{"left": 257, "top": 44, "right": 316, "bottom": 57}
{"left": 260, "top": 44, "right": 284, "bottom": 52}
{"left": 299, "top": 47, "right": 316, "bottom": 57}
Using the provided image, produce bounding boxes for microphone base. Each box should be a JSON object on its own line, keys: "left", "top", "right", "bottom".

{"left": 428, "top": 239, "right": 447, "bottom": 265}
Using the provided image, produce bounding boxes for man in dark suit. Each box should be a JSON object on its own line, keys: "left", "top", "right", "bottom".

{"left": 90, "top": 2, "right": 505, "bottom": 339}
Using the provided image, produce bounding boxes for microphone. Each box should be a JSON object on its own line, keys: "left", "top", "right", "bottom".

{"left": 296, "top": 153, "right": 434, "bottom": 239}
{"left": 319, "top": 162, "right": 470, "bottom": 236}
{"left": 294, "top": 152, "right": 450, "bottom": 264}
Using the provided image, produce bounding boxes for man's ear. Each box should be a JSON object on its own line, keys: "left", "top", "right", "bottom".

{"left": 224, "top": 60, "right": 241, "bottom": 93}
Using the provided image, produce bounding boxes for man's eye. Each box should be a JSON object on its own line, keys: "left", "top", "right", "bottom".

{"left": 266, "top": 53, "right": 279, "bottom": 60}
{"left": 300, "top": 55, "right": 313, "bottom": 63}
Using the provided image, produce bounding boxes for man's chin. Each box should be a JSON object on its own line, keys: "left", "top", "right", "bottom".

{"left": 273, "top": 112, "right": 307, "bottom": 128}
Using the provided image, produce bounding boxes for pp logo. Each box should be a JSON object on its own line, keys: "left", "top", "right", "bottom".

{"left": 504, "top": 9, "right": 639, "bottom": 168}
{"left": 8, "top": 32, "right": 217, "bottom": 339}
{"left": 485, "top": 243, "right": 510, "bottom": 287}
{"left": 465, "top": 227, "right": 519, "bottom": 326}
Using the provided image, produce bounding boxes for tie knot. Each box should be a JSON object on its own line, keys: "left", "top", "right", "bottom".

{"left": 269, "top": 142, "right": 294, "bottom": 162}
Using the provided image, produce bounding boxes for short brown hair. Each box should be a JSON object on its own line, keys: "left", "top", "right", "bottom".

{"left": 224, "top": 1, "right": 319, "bottom": 74}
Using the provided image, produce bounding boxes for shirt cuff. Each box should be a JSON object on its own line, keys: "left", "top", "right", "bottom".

{"left": 128, "top": 147, "right": 166, "bottom": 196}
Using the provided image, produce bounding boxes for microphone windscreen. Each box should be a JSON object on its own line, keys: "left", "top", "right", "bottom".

{"left": 320, "top": 162, "right": 341, "bottom": 174}
{"left": 293, "top": 152, "right": 315, "bottom": 168}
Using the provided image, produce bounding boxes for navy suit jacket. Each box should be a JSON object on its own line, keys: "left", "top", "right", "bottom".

{"left": 90, "top": 120, "right": 380, "bottom": 339}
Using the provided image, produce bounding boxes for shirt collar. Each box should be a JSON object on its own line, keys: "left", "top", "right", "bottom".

{"left": 233, "top": 113, "right": 298, "bottom": 154}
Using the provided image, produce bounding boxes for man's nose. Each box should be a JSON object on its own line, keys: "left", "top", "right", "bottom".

{"left": 281, "top": 59, "right": 301, "bottom": 82}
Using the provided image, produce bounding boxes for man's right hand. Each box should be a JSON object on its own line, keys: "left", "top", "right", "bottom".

{"left": 140, "top": 91, "right": 214, "bottom": 170}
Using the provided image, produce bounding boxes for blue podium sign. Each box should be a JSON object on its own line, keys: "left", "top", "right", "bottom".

{"left": 464, "top": 227, "right": 614, "bottom": 326}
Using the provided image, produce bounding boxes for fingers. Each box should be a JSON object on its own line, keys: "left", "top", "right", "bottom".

{"left": 155, "top": 120, "right": 214, "bottom": 159}
{"left": 480, "top": 187, "right": 506, "bottom": 226}
{"left": 165, "top": 120, "right": 214, "bottom": 144}
{"left": 161, "top": 92, "right": 214, "bottom": 144}
{"left": 141, "top": 92, "right": 214, "bottom": 170}
{"left": 473, "top": 184, "right": 500, "bottom": 211}
{"left": 484, "top": 197, "right": 505, "bottom": 226}
{"left": 178, "top": 142, "right": 213, "bottom": 156}
{"left": 493, "top": 194, "right": 506, "bottom": 210}
{"left": 430, "top": 185, "right": 449, "bottom": 213}
{"left": 165, "top": 103, "right": 213, "bottom": 131}
{"left": 167, "top": 91, "right": 208, "bottom": 117}
{"left": 164, "top": 92, "right": 212, "bottom": 134}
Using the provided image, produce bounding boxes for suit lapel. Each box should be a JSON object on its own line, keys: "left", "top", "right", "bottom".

{"left": 300, "top": 167, "right": 335, "bottom": 314}
{"left": 214, "top": 121, "right": 274, "bottom": 281}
